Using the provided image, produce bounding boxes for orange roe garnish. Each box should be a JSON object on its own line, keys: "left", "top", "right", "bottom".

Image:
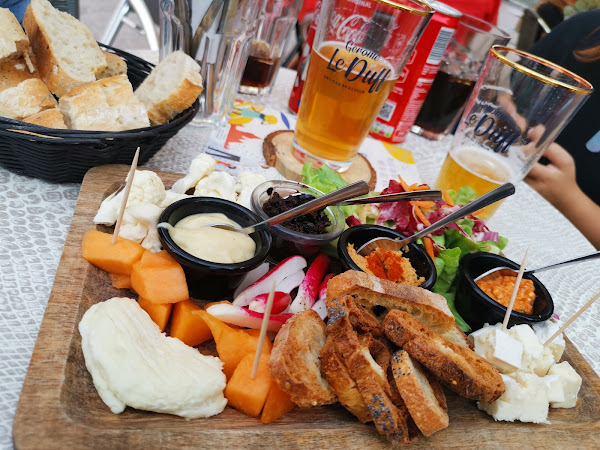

{"left": 365, "top": 252, "right": 388, "bottom": 279}
{"left": 377, "top": 249, "right": 405, "bottom": 282}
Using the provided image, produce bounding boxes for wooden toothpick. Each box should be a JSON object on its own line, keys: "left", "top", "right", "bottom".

{"left": 544, "top": 291, "right": 600, "bottom": 346}
{"left": 112, "top": 147, "right": 140, "bottom": 244}
{"left": 502, "top": 247, "right": 530, "bottom": 331}
{"left": 251, "top": 282, "right": 276, "bottom": 379}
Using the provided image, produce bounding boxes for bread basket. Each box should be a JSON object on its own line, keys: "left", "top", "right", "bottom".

{"left": 0, "top": 44, "right": 199, "bottom": 183}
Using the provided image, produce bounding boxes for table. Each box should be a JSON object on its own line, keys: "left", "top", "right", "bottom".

{"left": 1, "top": 67, "right": 599, "bottom": 450}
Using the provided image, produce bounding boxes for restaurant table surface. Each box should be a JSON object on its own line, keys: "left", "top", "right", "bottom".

{"left": 1, "top": 67, "right": 600, "bottom": 449}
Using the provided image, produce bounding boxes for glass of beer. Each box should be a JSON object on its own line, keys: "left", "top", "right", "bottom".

{"left": 239, "top": 0, "right": 303, "bottom": 95}
{"left": 293, "top": 0, "right": 434, "bottom": 171}
{"left": 412, "top": 14, "right": 510, "bottom": 140}
{"left": 437, "top": 45, "right": 593, "bottom": 218}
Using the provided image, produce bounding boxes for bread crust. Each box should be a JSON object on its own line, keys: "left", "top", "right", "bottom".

{"left": 0, "top": 58, "right": 39, "bottom": 92}
{"left": 22, "top": 107, "right": 66, "bottom": 128}
{"left": 383, "top": 310, "right": 505, "bottom": 403}
{"left": 0, "top": 8, "right": 30, "bottom": 63}
{"left": 98, "top": 51, "right": 127, "bottom": 80}
{"left": 269, "top": 310, "right": 336, "bottom": 408}
{"left": 0, "top": 78, "right": 56, "bottom": 120}
{"left": 391, "top": 350, "right": 449, "bottom": 436}
{"left": 327, "top": 271, "right": 471, "bottom": 348}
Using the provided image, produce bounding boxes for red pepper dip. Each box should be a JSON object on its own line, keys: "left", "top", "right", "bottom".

{"left": 347, "top": 244, "right": 424, "bottom": 286}
{"left": 476, "top": 270, "right": 536, "bottom": 314}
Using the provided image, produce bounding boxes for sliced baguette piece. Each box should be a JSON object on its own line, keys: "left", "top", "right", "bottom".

{"left": 98, "top": 51, "right": 127, "bottom": 80}
{"left": 391, "top": 350, "right": 448, "bottom": 436}
{"left": 0, "top": 78, "right": 56, "bottom": 120}
{"left": 23, "top": 0, "right": 106, "bottom": 98}
{"left": 0, "top": 57, "right": 40, "bottom": 92}
{"left": 326, "top": 271, "right": 470, "bottom": 348}
{"left": 0, "top": 8, "right": 30, "bottom": 63}
{"left": 269, "top": 310, "right": 337, "bottom": 408}
{"left": 59, "top": 75, "right": 150, "bottom": 131}
{"left": 22, "top": 107, "right": 66, "bottom": 128}
{"left": 134, "top": 50, "right": 203, "bottom": 125}
{"left": 383, "top": 310, "right": 505, "bottom": 404}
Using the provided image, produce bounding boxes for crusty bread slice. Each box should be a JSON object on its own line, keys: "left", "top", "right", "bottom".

{"left": 23, "top": 0, "right": 106, "bottom": 98}
{"left": 0, "top": 57, "right": 39, "bottom": 92}
{"left": 0, "top": 78, "right": 56, "bottom": 120}
{"left": 98, "top": 51, "right": 127, "bottom": 80}
{"left": 0, "top": 8, "right": 30, "bottom": 63}
{"left": 326, "top": 271, "right": 470, "bottom": 348}
{"left": 22, "top": 107, "right": 66, "bottom": 128}
{"left": 383, "top": 310, "right": 505, "bottom": 404}
{"left": 269, "top": 310, "right": 337, "bottom": 408}
{"left": 59, "top": 75, "right": 150, "bottom": 131}
{"left": 134, "top": 50, "right": 203, "bottom": 125}
{"left": 391, "top": 350, "right": 449, "bottom": 436}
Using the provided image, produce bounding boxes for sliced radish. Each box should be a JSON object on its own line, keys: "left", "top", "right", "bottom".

{"left": 248, "top": 292, "right": 292, "bottom": 314}
{"left": 275, "top": 269, "right": 305, "bottom": 294}
{"left": 318, "top": 273, "right": 336, "bottom": 301}
{"left": 206, "top": 303, "right": 293, "bottom": 332}
{"left": 311, "top": 298, "right": 328, "bottom": 320}
{"left": 233, "top": 262, "right": 269, "bottom": 298}
{"left": 288, "top": 253, "right": 330, "bottom": 313}
{"left": 232, "top": 255, "right": 307, "bottom": 307}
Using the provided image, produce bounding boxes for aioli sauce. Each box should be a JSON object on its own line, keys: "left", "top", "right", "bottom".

{"left": 163, "top": 213, "right": 256, "bottom": 264}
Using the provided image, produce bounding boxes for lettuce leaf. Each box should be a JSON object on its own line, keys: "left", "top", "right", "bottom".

{"left": 301, "top": 163, "right": 359, "bottom": 217}
{"left": 441, "top": 290, "right": 471, "bottom": 332}
{"left": 448, "top": 186, "right": 478, "bottom": 205}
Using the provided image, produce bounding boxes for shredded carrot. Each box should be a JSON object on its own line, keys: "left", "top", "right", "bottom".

{"left": 424, "top": 237, "right": 435, "bottom": 260}
{"left": 442, "top": 190, "right": 455, "bottom": 207}
{"left": 408, "top": 183, "right": 432, "bottom": 191}
{"left": 414, "top": 206, "right": 431, "bottom": 226}
{"left": 397, "top": 175, "right": 410, "bottom": 192}
{"left": 473, "top": 209, "right": 485, "bottom": 217}
{"left": 412, "top": 201, "right": 435, "bottom": 209}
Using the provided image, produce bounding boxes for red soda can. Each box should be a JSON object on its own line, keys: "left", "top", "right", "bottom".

{"left": 369, "top": 1, "right": 461, "bottom": 143}
{"left": 287, "top": 1, "right": 322, "bottom": 114}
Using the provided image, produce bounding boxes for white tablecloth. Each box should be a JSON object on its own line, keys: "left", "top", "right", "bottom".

{"left": 1, "top": 67, "right": 599, "bottom": 449}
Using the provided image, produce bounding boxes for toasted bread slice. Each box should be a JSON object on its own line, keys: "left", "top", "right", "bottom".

{"left": 23, "top": 0, "right": 106, "bottom": 97}
{"left": 0, "top": 78, "right": 56, "bottom": 120}
{"left": 0, "top": 57, "right": 39, "bottom": 92}
{"left": 383, "top": 310, "right": 505, "bottom": 403}
{"left": 98, "top": 51, "right": 127, "bottom": 80}
{"left": 391, "top": 350, "right": 449, "bottom": 436}
{"left": 134, "top": 51, "right": 203, "bottom": 125}
{"left": 0, "top": 8, "right": 30, "bottom": 63}
{"left": 59, "top": 75, "right": 149, "bottom": 131}
{"left": 327, "top": 271, "right": 470, "bottom": 348}
{"left": 22, "top": 107, "right": 66, "bottom": 128}
{"left": 269, "top": 310, "right": 336, "bottom": 408}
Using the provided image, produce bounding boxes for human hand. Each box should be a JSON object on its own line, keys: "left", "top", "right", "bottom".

{"left": 524, "top": 142, "right": 580, "bottom": 210}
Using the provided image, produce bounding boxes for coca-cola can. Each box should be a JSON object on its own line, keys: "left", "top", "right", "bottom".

{"left": 369, "top": 1, "right": 461, "bottom": 143}
{"left": 287, "top": 1, "right": 322, "bottom": 114}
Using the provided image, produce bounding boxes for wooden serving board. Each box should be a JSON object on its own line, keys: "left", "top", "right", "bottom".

{"left": 14, "top": 165, "right": 600, "bottom": 449}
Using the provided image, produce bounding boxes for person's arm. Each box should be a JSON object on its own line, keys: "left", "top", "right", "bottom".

{"left": 525, "top": 143, "right": 600, "bottom": 249}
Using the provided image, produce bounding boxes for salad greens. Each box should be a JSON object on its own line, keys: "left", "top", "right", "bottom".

{"left": 301, "top": 163, "right": 508, "bottom": 332}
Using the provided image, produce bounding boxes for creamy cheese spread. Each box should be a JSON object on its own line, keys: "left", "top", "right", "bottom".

{"left": 163, "top": 213, "right": 256, "bottom": 264}
{"left": 79, "top": 297, "right": 227, "bottom": 419}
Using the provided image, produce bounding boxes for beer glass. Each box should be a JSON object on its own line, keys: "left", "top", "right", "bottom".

{"left": 412, "top": 14, "right": 510, "bottom": 140}
{"left": 239, "top": 0, "right": 303, "bottom": 95}
{"left": 437, "top": 45, "right": 593, "bottom": 218}
{"left": 160, "top": 0, "right": 262, "bottom": 126}
{"left": 293, "top": 0, "right": 434, "bottom": 172}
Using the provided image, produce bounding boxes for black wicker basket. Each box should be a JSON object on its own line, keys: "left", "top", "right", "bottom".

{"left": 0, "top": 44, "right": 199, "bottom": 183}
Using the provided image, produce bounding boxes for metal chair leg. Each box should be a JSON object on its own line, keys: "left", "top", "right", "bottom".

{"left": 101, "top": 0, "right": 130, "bottom": 45}
{"left": 128, "top": 0, "right": 159, "bottom": 51}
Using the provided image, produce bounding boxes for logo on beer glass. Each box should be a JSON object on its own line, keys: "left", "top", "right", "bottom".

{"left": 464, "top": 111, "right": 522, "bottom": 155}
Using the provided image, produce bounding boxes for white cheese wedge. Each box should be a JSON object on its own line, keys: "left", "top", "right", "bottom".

{"left": 478, "top": 372, "right": 549, "bottom": 424}
{"left": 543, "top": 374, "right": 565, "bottom": 404}
{"left": 469, "top": 324, "right": 522, "bottom": 374}
{"left": 79, "top": 297, "right": 227, "bottom": 419}
{"left": 532, "top": 321, "right": 566, "bottom": 363}
{"left": 507, "top": 324, "right": 544, "bottom": 373}
{"left": 547, "top": 361, "right": 582, "bottom": 408}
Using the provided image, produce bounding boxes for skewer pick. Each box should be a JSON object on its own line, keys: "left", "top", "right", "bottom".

{"left": 502, "top": 247, "right": 530, "bottom": 331}
{"left": 251, "top": 281, "right": 276, "bottom": 379}
{"left": 544, "top": 291, "right": 600, "bottom": 346}
{"left": 112, "top": 147, "right": 140, "bottom": 244}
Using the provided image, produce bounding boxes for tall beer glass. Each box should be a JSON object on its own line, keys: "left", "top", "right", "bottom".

{"left": 293, "top": 0, "right": 434, "bottom": 171}
{"left": 437, "top": 46, "right": 593, "bottom": 218}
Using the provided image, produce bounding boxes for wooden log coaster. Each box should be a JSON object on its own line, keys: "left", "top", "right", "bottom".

{"left": 263, "top": 130, "right": 377, "bottom": 190}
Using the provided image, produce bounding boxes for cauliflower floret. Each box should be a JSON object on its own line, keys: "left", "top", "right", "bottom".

{"left": 160, "top": 190, "right": 191, "bottom": 208}
{"left": 123, "top": 203, "right": 164, "bottom": 253}
{"left": 194, "top": 171, "right": 240, "bottom": 202}
{"left": 236, "top": 171, "right": 266, "bottom": 209}
{"left": 93, "top": 170, "right": 166, "bottom": 225}
{"left": 171, "top": 154, "right": 216, "bottom": 194}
